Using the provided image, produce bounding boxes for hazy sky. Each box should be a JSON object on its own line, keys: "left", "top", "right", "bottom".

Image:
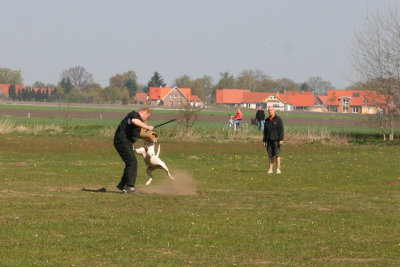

{"left": 0, "top": 0, "right": 396, "bottom": 89}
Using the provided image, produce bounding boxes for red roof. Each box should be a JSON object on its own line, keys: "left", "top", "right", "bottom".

{"left": 317, "top": 95, "right": 328, "bottom": 106}
{"left": 149, "top": 87, "right": 191, "bottom": 101}
{"left": 242, "top": 92, "right": 274, "bottom": 103}
{"left": 278, "top": 92, "right": 315, "bottom": 107}
{"left": 326, "top": 90, "right": 386, "bottom": 106}
{"left": 215, "top": 89, "right": 251, "bottom": 104}
{"left": 0, "top": 84, "right": 24, "bottom": 95}
{"left": 190, "top": 95, "right": 203, "bottom": 102}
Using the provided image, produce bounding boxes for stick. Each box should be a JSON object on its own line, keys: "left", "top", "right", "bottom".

{"left": 154, "top": 119, "right": 176, "bottom": 128}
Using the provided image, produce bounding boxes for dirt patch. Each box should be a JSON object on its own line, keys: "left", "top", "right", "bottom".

{"left": 16, "top": 125, "right": 28, "bottom": 132}
{"left": 388, "top": 180, "right": 400, "bottom": 186}
{"left": 143, "top": 169, "right": 197, "bottom": 196}
{"left": 8, "top": 162, "right": 28, "bottom": 166}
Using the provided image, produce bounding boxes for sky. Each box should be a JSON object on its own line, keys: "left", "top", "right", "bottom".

{"left": 0, "top": 0, "right": 397, "bottom": 89}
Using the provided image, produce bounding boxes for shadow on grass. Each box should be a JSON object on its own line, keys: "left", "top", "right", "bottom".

{"left": 81, "top": 187, "right": 122, "bottom": 194}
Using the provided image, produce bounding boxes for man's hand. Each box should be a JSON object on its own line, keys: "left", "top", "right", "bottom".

{"left": 263, "top": 142, "right": 266, "bottom": 147}
{"left": 279, "top": 140, "right": 284, "bottom": 145}
{"left": 147, "top": 126, "right": 154, "bottom": 131}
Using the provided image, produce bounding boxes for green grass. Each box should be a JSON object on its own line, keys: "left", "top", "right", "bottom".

{"left": 0, "top": 103, "right": 375, "bottom": 119}
{"left": 1, "top": 136, "right": 400, "bottom": 265}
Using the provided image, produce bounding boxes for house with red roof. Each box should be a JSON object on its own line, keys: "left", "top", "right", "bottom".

{"left": 324, "top": 90, "right": 387, "bottom": 114}
{"left": 215, "top": 89, "right": 290, "bottom": 111}
{"left": 0, "top": 83, "right": 24, "bottom": 97}
{"left": 190, "top": 95, "right": 204, "bottom": 107}
{"left": 241, "top": 92, "right": 273, "bottom": 109}
{"left": 148, "top": 87, "right": 203, "bottom": 107}
{"left": 278, "top": 91, "right": 316, "bottom": 110}
{"left": 134, "top": 92, "right": 149, "bottom": 104}
{"left": 215, "top": 89, "right": 250, "bottom": 106}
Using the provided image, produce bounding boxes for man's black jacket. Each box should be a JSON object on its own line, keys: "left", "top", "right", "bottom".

{"left": 255, "top": 109, "right": 265, "bottom": 121}
{"left": 263, "top": 115, "right": 284, "bottom": 142}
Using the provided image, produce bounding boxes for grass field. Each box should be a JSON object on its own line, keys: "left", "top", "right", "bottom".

{"left": 0, "top": 103, "right": 374, "bottom": 120}
{"left": 1, "top": 134, "right": 400, "bottom": 265}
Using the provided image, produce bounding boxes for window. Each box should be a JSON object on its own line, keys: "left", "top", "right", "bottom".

{"left": 343, "top": 99, "right": 349, "bottom": 105}
{"left": 353, "top": 106, "right": 359, "bottom": 113}
{"left": 331, "top": 106, "right": 338, "bottom": 112}
{"left": 169, "top": 101, "right": 173, "bottom": 106}
{"left": 273, "top": 103, "right": 279, "bottom": 108}
{"left": 174, "top": 94, "right": 177, "bottom": 98}
{"left": 342, "top": 106, "right": 348, "bottom": 113}
{"left": 353, "top": 93, "right": 360, "bottom": 97}
{"left": 178, "top": 101, "right": 182, "bottom": 106}
{"left": 169, "top": 94, "right": 172, "bottom": 98}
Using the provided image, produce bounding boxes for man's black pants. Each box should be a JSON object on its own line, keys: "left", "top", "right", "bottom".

{"left": 114, "top": 141, "right": 138, "bottom": 187}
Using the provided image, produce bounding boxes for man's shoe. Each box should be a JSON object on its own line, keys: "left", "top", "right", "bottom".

{"left": 116, "top": 183, "right": 124, "bottom": 191}
{"left": 267, "top": 169, "right": 273, "bottom": 174}
{"left": 123, "top": 186, "right": 139, "bottom": 194}
{"left": 276, "top": 169, "right": 281, "bottom": 174}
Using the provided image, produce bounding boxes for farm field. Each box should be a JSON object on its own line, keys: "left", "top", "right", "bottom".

{"left": 1, "top": 135, "right": 400, "bottom": 265}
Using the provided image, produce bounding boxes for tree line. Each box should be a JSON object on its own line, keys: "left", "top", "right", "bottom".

{"left": 1, "top": 66, "right": 339, "bottom": 104}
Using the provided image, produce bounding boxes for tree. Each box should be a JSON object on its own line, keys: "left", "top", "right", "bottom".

{"left": 145, "top": 71, "right": 166, "bottom": 93}
{"left": 200, "top": 75, "right": 213, "bottom": 103}
{"left": 0, "top": 68, "right": 23, "bottom": 84}
{"left": 109, "top": 70, "right": 138, "bottom": 98}
{"left": 306, "top": 76, "right": 335, "bottom": 95}
{"left": 60, "top": 77, "right": 73, "bottom": 94}
{"left": 351, "top": 4, "right": 400, "bottom": 141}
{"left": 236, "top": 69, "right": 268, "bottom": 91}
{"left": 178, "top": 103, "right": 201, "bottom": 134}
{"left": 276, "top": 78, "right": 300, "bottom": 93}
{"left": 300, "top": 82, "right": 311, "bottom": 92}
{"left": 8, "top": 82, "right": 17, "bottom": 100}
{"left": 60, "top": 66, "right": 94, "bottom": 90}
{"left": 174, "top": 74, "right": 192, "bottom": 88}
{"left": 32, "top": 81, "right": 46, "bottom": 88}
{"left": 215, "top": 72, "right": 236, "bottom": 89}
{"left": 190, "top": 78, "right": 206, "bottom": 102}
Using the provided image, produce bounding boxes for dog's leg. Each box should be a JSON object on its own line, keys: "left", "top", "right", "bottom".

{"left": 157, "top": 162, "right": 175, "bottom": 181}
{"left": 145, "top": 166, "right": 157, "bottom": 185}
{"left": 156, "top": 144, "right": 160, "bottom": 158}
{"left": 135, "top": 147, "right": 146, "bottom": 157}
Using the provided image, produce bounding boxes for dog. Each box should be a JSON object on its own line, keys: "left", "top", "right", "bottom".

{"left": 134, "top": 139, "right": 175, "bottom": 185}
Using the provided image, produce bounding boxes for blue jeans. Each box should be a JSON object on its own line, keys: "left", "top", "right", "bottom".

{"left": 233, "top": 120, "right": 241, "bottom": 129}
{"left": 257, "top": 120, "right": 264, "bottom": 131}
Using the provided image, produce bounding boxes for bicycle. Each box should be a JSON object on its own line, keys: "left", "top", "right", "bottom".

{"left": 222, "top": 116, "right": 248, "bottom": 131}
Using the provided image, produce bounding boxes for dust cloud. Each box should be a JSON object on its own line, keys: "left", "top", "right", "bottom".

{"left": 142, "top": 169, "right": 197, "bottom": 196}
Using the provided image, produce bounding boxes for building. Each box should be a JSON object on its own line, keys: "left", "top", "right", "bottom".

{"left": 278, "top": 91, "right": 316, "bottom": 111}
{"left": 215, "top": 89, "right": 251, "bottom": 106}
{"left": 134, "top": 92, "right": 149, "bottom": 104}
{"left": 0, "top": 83, "right": 25, "bottom": 97}
{"left": 148, "top": 87, "right": 203, "bottom": 107}
{"left": 323, "top": 90, "right": 387, "bottom": 114}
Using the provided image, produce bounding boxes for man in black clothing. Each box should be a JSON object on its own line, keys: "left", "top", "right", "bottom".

{"left": 263, "top": 106, "right": 284, "bottom": 174}
{"left": 255, "top": 106, "right": 265, "bottom": 131}
{"left": 114, "top": 107, "right": 154, "bottom": 194}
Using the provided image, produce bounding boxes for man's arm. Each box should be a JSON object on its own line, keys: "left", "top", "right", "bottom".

{"left": 278, "top": 117, "right": 284, "bottom": 144}
{"left": 131, "top": 118, "right": 154, "bottom": 131}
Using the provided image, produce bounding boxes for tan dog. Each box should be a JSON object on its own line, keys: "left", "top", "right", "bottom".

{"left": 135, "top": 133, "right": 175, "bottom": 185}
